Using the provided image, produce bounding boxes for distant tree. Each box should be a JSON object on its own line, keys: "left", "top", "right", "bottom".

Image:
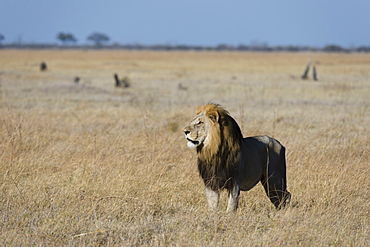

{"left": 216, "top": 44, "right": 233, "bottom": 51}
{"left": 0, "top": 34, "right": 4, "bottom": 45}
{"left": 323, "top": 44, "right": 347, "bottom": 52}
{"left": 87, "top": 32, "right": 110, "bottom": 47}
{"left": 356, "top": 46, "right": 370, "bottom": 52}
{"left": 237, "top": 44, "right": 250, "bottom": 51}
{"left": 57, "top": 32, "right": 77, "bottom": 45}
{"left": 286, "top": 46, "right": 300, "bottom": 52}
{"left": 250, "top": 41, "right": 271, "bottom": 51}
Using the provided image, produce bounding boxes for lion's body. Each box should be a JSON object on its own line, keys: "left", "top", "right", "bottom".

{"left": 184, "top": 104, "right": 291, "bottom": 211}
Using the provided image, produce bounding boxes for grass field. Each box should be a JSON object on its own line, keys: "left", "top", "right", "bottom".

{"left": 0, "top": 50, "right": 369, "bottom": 246}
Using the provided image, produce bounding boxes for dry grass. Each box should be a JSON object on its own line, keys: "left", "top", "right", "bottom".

{"left": 0, "top": 50, "right": 369, "bottom": 246}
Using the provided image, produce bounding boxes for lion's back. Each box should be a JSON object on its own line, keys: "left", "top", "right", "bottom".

{"left": 246, "top": 135, "right": 284, "bottom": 151}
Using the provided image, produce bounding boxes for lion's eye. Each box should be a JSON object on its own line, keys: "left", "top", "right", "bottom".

{"left": 196, "top": 120, "right": 203, "bottom": 125}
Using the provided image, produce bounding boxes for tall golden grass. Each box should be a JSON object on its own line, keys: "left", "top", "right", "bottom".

{"left": 0, "top": 50, "right": 369, "bottom": 246}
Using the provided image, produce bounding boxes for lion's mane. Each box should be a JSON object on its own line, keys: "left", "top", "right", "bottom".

{"left": 195, "top": 104, "right": 243, "bottom": 191}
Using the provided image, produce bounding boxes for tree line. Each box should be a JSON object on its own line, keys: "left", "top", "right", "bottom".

{"left": 0, "top": 32, "right": 369, "bottom": 52}
{"left": 0, "top": 32, "right": 111, "bottom": 47}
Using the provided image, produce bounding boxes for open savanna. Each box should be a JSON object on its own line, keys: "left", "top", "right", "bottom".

{"left": 0, "top": 50, "right": 369, "bottom": 246}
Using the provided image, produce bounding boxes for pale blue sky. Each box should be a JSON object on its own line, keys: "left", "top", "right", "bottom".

{"left": 1, "top": 0, "right": 369, "bottom": 47}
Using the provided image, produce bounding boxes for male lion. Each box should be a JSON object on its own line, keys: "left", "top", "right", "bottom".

{"left": 183, "top": 104, "right": 291, "bottom": 212}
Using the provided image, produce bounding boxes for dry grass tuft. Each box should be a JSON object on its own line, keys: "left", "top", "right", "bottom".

{"left": 0, "top": 50, "right": 369, "bottom": 245}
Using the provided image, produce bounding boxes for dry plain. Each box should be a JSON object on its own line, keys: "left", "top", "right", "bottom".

{"left": 0, "top": 50, "right": 369, "bottom": 246}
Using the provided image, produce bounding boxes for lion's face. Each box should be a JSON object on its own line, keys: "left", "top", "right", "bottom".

{"left": 183, "top": 110, "right": 219, "bottom": 149}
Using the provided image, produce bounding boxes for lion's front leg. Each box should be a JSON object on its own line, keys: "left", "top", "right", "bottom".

{"left": 205, "top": 187, "right": 219, "bottom": 211}
{"left": 226, "top": 183, "right": 240, "bottom": 212}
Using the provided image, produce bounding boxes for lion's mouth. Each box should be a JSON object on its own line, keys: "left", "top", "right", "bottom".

{"left": 186, "top": 137, "right": 200, "bottom": 148}
{"left": 187, "top": 137, "right": 199, "bottom": 145}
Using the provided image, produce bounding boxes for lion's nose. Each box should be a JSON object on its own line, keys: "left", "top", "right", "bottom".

{"left": 184, "top": 130, "right": 190, "bottom": 135}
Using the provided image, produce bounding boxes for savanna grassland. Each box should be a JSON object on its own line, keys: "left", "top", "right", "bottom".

{"left": 0, "top": 50, "right": 369, "bottom": 246}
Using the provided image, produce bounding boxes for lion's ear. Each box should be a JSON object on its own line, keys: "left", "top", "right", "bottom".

{"left": 208, "top": 110, "right": 219, "bottom": 124}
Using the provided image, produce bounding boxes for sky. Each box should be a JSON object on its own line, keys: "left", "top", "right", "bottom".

{"left": 1, "top": 0, "right": 369, "bottom": 48}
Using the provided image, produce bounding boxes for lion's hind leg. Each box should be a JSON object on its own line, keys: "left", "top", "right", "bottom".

{"left": 261, "top": 177, "right": 291, "bottom": 209}
{"left": 262, "top": 139, "right": 291, "bottom": 209}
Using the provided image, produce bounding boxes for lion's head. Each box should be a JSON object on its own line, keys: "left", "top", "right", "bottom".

{"left": 184, "top": 104, "right": 242, "bottom": 168}
{"left": 183, "top": 104, "right": 221, "bottom": 150}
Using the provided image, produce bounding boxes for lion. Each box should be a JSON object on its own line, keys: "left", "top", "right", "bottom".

{"left": 183, "top": 104, "right": 291, "bottom": 212}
